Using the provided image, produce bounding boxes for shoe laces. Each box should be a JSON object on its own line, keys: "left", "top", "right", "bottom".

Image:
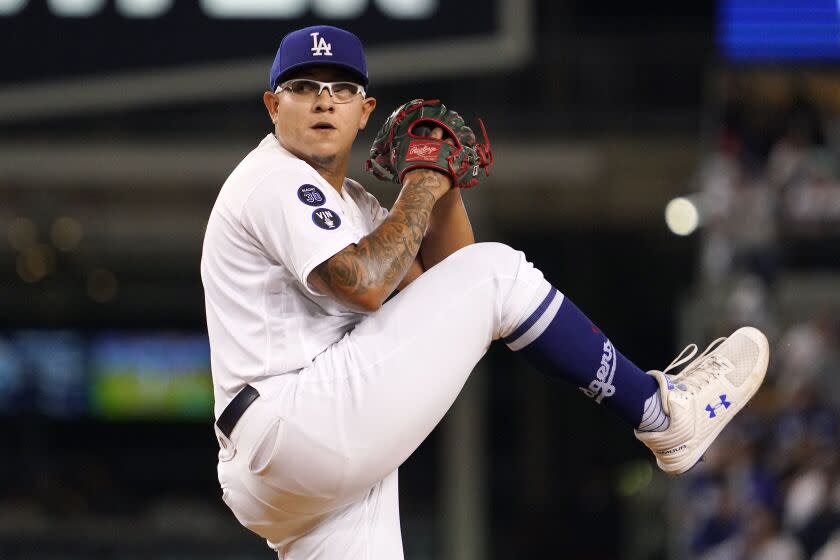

{"left": 657, "top": 337, "right": 727, "bottom": 398}
{"left": 653, "top": 337, "right": 726, "bottom": 415}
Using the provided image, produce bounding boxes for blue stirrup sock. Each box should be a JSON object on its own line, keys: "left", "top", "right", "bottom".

{"left": 504, "top": 286, "right": 667, "bottom": 430}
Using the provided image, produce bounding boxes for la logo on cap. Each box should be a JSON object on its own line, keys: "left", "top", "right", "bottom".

{"left": 310, "top": 32, "right": 333, "bottom": 57}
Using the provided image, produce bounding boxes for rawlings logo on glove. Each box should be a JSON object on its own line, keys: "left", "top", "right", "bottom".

{"left": 365, "top": 99, "right": 493, "bottom": 189}
{"left": 406, "top": 142, "right": 441, "bottom": 161}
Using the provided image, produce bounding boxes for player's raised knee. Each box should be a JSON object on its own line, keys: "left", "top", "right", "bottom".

{"left": 447, "top": 242, "right": 522, "bottom": 272}
{"left": 450, "top": 241, "right": 518, "bottom": 262}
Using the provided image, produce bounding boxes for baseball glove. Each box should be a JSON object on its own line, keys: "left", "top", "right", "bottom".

{"left": 365, "top": 99, "right": 493, "bottom": 189}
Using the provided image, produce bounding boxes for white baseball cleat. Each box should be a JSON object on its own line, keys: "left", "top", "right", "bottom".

{"left": 634, "top": 326, "right": 769, "bottom": 475}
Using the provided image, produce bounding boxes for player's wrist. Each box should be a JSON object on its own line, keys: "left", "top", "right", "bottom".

{"left": 402, "top": 168, "right": 451, "bottom": 201}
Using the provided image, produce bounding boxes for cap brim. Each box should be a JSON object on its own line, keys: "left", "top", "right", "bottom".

{"left": 273, "top": 61, "right": 369, "bottom": 89}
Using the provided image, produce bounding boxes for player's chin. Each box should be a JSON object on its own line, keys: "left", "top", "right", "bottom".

{"left": 308, "top": 151, "right": 338, "bottom": 167}
{"left": 307, "top": 140, "right": 347, "bottom": 162}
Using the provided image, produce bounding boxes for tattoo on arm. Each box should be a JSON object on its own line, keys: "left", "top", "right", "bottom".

{"left": 315, "top": 173, "right": 442, "bottom": 304}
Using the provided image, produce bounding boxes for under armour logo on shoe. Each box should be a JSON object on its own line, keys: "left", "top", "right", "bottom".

{"left": 705, "top": 394, "right": 731, "bottom": 418}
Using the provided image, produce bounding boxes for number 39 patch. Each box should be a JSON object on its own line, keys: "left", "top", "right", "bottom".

{"left": 312, "top": 208, "right": 341, "bottom": 230}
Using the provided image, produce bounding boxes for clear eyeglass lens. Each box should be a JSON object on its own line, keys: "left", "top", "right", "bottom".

{"left": 289, "top": 80, "right": 319, "bottom": 95}
{"left": 331, "top": 83, "right": 357, "bottom": 101}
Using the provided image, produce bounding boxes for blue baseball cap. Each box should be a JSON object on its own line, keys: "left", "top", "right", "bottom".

{"left": 269, "top": 25, "right": 369, "bottom": 91}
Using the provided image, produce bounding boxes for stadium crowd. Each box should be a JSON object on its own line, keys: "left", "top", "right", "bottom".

{"left": 676, "top": 74, "right": 840, "bottom": 560}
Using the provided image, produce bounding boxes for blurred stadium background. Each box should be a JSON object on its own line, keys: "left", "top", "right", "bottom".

{"left": 1, "top": 1, "right": 839, "bottom": 558}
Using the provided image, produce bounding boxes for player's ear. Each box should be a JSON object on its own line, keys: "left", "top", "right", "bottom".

{"left": 358, "top": 96, "right": 376, "bottom": 130}
{"left": 263, "top": 91, "right": 280, "bottom": 123}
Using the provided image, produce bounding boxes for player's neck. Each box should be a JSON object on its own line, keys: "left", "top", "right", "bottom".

{"left": 314, "top": 166, "right": 347, "bottom": 192}
{"left": 306, "top": 155, "right": 349, "bottom": 193}
{"left": 273, "top": 133, "right": 348, "bottom": 192}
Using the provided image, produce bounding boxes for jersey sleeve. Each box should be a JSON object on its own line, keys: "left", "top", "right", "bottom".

{"left": 241, "top": 170, "right": 360, "bottom": 295}
{"left": 349, "top": 180, "right": 390, "bottom": 229}
{"left": 370, "top": 200, "right": 389, "bottom": 229}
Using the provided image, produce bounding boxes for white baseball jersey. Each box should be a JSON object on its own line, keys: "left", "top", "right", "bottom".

{"left": 201, "top": 133, "right": 388, "bottom": 417}
{"left": 203, "top": 134, "right": 553, "bottom": 559}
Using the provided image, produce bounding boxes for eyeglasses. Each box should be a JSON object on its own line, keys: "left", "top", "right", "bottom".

{"left": 275, "top": 79, "right": 366, "bottom": 103}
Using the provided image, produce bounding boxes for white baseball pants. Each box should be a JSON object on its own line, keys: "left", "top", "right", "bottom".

{"left": 216, "top": 242, "right": 552, "bottom": 559}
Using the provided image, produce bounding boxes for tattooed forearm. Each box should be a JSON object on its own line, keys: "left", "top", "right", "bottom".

{"left": 315, "top": 172, "right": 445, "bottom": 308}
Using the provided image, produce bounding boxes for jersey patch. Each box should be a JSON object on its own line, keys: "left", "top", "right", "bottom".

{"left": 297, "top": 184, "right": 326, "bottom": 206}
{"left": 312, "top": 208, "right": 342, "bottom": 230}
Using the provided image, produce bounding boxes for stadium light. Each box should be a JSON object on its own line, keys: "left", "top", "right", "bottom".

{"left": 665, "top": 196, "right": 700, "bottom": 236}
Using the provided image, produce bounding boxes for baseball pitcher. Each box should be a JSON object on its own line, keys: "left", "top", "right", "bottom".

{"left": 200, "top": 25, "right": 770, "bottom": 559}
